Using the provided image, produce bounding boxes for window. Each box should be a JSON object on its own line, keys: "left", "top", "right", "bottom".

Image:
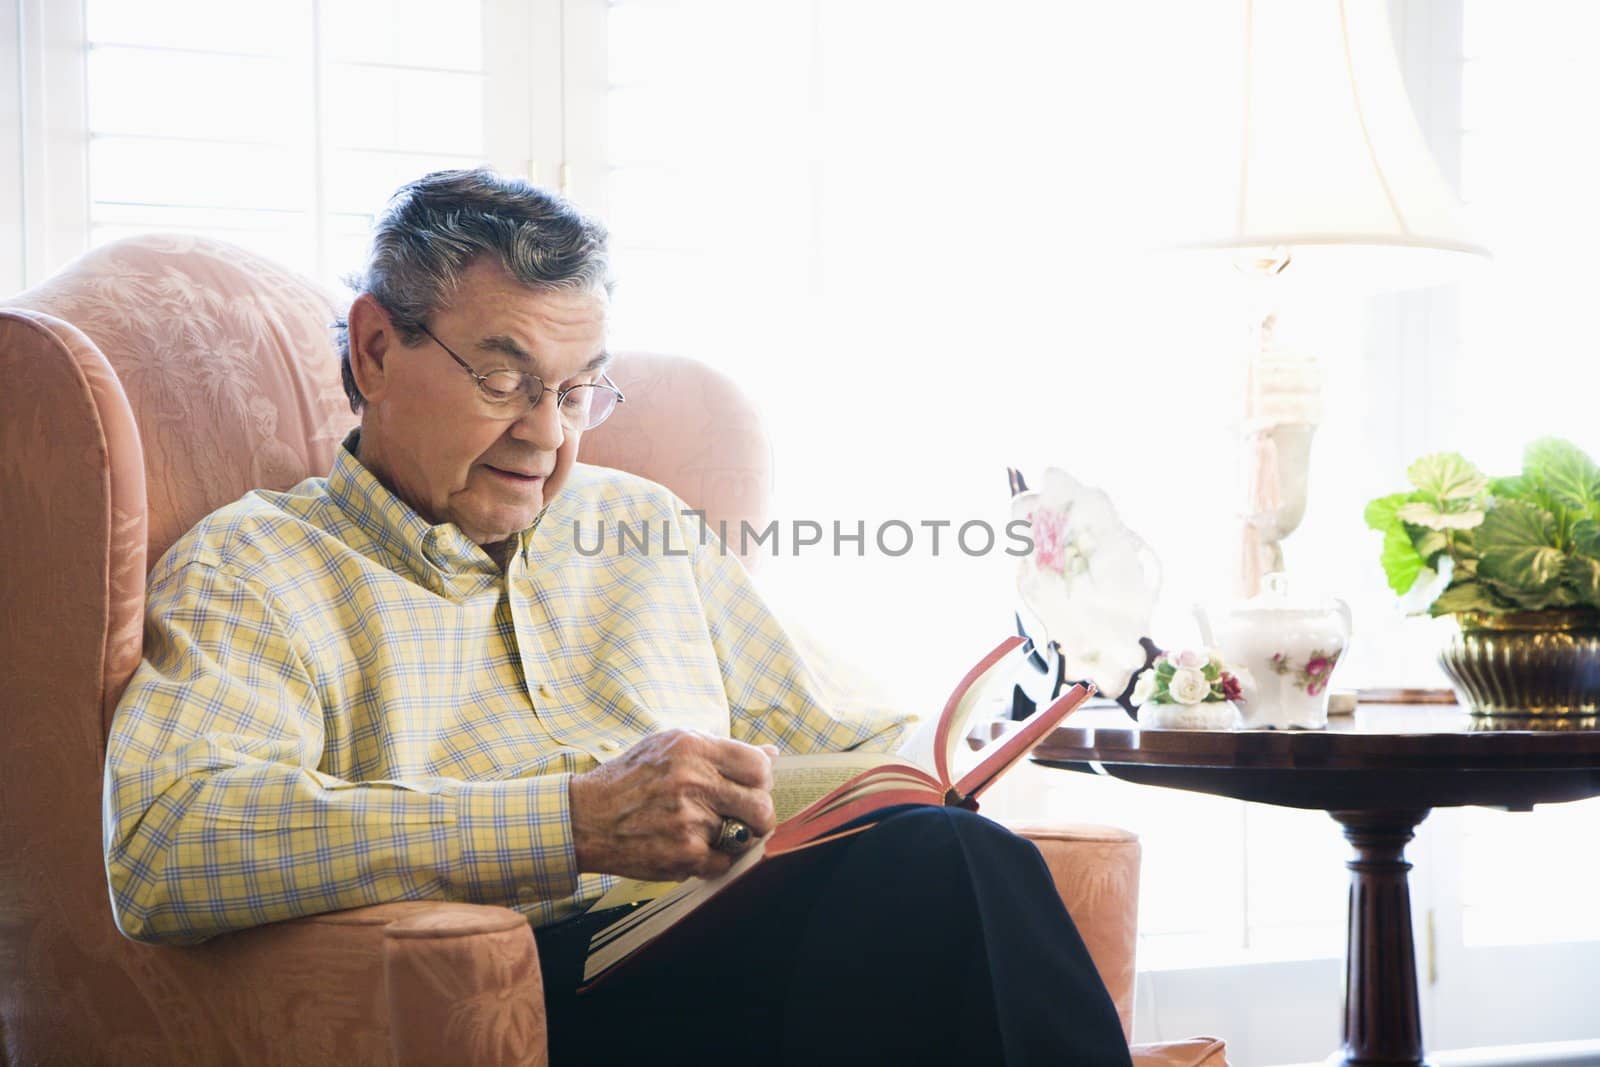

{"left": 80, "top": 0, "right": 532, "bottom": 293}
{"left": 1455, "top": 0, "right": 1600, "bottom": 468}
{"left": 600, "top": 0, "right": 1351, "bottom": 983}
{"left": 596, "top": 1, "right": 1600, "bottom": 1056}
{"left": 1453, "top": 0, "right": 1600, "bottom": 953}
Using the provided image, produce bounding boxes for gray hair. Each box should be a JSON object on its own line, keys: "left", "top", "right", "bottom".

{"left": 334, "top": 167, "right": 612, "bottom": 412}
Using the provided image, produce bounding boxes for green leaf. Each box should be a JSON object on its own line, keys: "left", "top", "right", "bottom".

{"left": 1553, "top": 503, "right": 1579, "bottom": 550}
{"left": 1364, "top": 492, "right": 1415, "bottom": 532}
{"left": 1380, "top": 524, "right": 1426, "bottom": 596}
{"left": 1476, "top": 501, "right": 1565, "bottom": 592}
{"left": 1483, "top": 577, "right": 1566, "bottom": 612}
{"left": 1397, "top": 500, "right": 1485, "bottom": 530}
{"left": 1563, "top": 555, "right": 1600, "bottom": 607}
{"left": 1572, "top": 518, "right": 1600, "bottom": 559}
{"left": 1547, "top": 582, "right": 1584, "bottom": 608}
{"left": 1524, "top": 438, "right": 1600, "bottom": 514}
{"left": 1407, "top": 452, "right": 1489, "bottom": 501}
{"left": 1429, "top": 580, "right": 1503, "bottom": 616}
{"left": 1490, "top": 475, "right": 1529, "bottom": 499}
{"left": 1415, "top": 530, "right": 1448, "bottom": 560}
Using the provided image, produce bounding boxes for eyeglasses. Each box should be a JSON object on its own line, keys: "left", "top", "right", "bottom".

{"left": 419, "top": 324, "right": 625, "bottom": 431}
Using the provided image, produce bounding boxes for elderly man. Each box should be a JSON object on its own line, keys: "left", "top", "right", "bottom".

{"left": 103, "top": 169, "right": 1131, "bottom": 1064}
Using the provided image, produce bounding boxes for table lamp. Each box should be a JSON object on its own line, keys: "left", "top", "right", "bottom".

{"left": 1170, "top": 0, "right": 1490, "bottom": 597}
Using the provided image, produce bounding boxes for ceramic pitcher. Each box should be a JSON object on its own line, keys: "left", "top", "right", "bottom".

{"left": 1195, "top": 573, "right": 1352, "bottom": 729}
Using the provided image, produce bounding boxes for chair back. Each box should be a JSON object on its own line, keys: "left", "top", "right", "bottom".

{"left": 0, "top": 234, "right": 770, "bottom": 1063}
{"left": 580, "top": 352, "right": 772, "bottom": 566}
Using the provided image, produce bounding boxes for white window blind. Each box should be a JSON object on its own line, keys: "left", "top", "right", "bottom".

{"left": 84, "top": 0, "right": 493, "bottom": 291}
{"left": 1454, "top": 0, "right": 1600, "bottom": 951}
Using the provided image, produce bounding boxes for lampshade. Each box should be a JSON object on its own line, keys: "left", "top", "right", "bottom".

{"left": 1171, "top": 0, "right": 1489, "bottom": 289}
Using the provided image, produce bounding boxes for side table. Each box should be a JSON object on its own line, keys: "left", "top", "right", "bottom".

{"left": 1030, "top": 704, "right": 1600, "bottom": 1067}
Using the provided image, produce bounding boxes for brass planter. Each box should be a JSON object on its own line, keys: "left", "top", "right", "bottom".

{"left": 1439, "top": 610, "right": 1600, "bottom": 717}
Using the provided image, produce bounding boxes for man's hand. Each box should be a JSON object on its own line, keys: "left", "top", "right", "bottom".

{"left": 569, "top": 730, "right": 779, "bottom": 881}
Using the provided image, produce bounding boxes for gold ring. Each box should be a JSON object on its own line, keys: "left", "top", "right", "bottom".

{"left": 715, "top": 817, "right": 753, "bottom": 854}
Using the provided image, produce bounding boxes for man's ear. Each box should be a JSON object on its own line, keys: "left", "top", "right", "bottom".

{"left": 347, "top": 293, "right": 396, "bottom": 406}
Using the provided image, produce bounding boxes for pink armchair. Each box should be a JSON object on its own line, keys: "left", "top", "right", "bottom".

{"left": 0, "top": 236, "right": 1225, "bottom": 1065}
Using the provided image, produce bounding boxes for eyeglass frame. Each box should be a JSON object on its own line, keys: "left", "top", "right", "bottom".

{"left": 417, "top": 323, "right": 625, "bottom": 426}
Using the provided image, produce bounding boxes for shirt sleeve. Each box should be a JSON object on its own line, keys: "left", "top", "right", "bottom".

{"left": 103, "top": 560, "right": 579, "bottom": 946}
{"left": 679, "top": 509, "right": 918, "bottom": 755}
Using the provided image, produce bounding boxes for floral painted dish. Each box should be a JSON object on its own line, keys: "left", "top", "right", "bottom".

{"left": 1011, "top": 467, "right": 1162, "bottom": 700}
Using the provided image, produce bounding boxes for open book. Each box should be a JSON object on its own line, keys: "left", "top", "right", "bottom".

{"left": 578, "top": 635, "right": 1094, "bottom": 988}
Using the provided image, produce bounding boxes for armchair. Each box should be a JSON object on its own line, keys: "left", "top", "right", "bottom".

{"left": 0, "top": 236, "right": 1224, "bottom": 1065}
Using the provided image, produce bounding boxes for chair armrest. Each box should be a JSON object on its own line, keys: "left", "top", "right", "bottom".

{"left": 1131, "top": 1036, "right": 1231, "bottom": 1066}
{"left": 1008, "top": 822, "right": 1140, "bottom": 1043}
{"left": 176, "top": 901, "right": 546, "bottom": 1067}
{"left": 383, "top": 903, "right": 547, "bottom": 1067}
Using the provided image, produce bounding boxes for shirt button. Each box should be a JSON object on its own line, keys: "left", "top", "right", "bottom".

{"left": 538, "top": 683, "right": 553, "bottom": 698}
{"left": 517, "top": 884, "right": 536, "bottom": 900}
{"left": 597, "top": 739, "right": 621, "bottom": 754}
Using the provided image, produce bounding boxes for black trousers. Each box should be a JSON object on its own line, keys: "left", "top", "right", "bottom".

{"left": 535, "top": 807, "right": 1133, "bottom": 1066}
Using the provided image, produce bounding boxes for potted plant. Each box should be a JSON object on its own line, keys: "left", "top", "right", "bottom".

{"left": 1364, "top": 437, "right": 1600, "bottom": 717}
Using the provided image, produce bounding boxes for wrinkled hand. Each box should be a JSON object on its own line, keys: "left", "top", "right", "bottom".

{"left": 569, "top": 730, "right": 779, "bottom": 881}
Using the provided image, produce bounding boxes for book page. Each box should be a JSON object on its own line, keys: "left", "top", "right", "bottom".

{"left": 590, "top": 876, "right": 680, "bottom": 910}
{"left": 892, "top": 714, "right": 940, "bottom": 771}
{"left": 778, "top": 773, "right": 938, "bottom": 829}
{"left": 771, "top": 752, "right": 905, "bottom": 822}
{"left": 583, "top": 840, "right": 769, "bottom": 985}
{"left": 590, "top": 752, "right": 917, "bottom": 911}
{"left": 934, "top": 637, "right": 1027, "bottom": 786}
{"left": 954, "top": 682, "right": 1093, "bottom": 802}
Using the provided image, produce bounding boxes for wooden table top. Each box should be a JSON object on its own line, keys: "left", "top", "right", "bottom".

{"left": 1028, "top": 704, "right": 1600, "bottom": 812}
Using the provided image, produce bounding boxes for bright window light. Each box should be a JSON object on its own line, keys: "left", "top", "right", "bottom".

{"left": 83, "top": 0, "right": 490, "bottom": 293}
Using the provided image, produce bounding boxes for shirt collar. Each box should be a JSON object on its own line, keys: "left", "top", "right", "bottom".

{"left": 327, "top": 428, "right": 549, "bottom": 589}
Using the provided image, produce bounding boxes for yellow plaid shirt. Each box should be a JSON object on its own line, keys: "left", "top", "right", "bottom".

{"left": 104, "top": 433, "right": 913, "bottom": 945}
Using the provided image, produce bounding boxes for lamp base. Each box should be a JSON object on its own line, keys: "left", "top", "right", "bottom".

{"left": 1235, "top": 262, "right": 1323, "bottom": 599}
{"left": 1239, "top": 420, "right": 1317, "bottom": 598}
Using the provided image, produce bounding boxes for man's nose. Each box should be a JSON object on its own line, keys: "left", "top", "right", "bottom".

{"left": 507, "top": 391, "right": 565, "bottom": 450}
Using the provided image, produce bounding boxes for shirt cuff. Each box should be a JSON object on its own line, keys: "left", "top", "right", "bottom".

{"left": 454, "top": 773, "right": 579, "bottom": 907}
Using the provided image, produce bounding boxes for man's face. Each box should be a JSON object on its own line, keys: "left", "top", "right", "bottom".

{"left": 357, "top": 256, "right": 609, "bottom": 548}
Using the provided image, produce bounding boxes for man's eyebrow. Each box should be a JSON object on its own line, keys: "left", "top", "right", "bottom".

{"left": 475, "top": 335, "right": 536, "bottom": 365}
{"left": 475, "top": 336, "right": 613, "bottom": 377}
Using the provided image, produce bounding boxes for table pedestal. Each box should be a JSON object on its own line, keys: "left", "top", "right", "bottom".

{"left": 1031, "top": 704, "right": 1600, "bottom": 1064}
{"left": 1331, "top": 809, "right": 1432, "bottom": 1067}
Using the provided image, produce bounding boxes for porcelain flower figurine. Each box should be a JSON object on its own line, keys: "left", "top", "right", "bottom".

{"left": 1129, "top": 649, "right": 1252, "bottom": 730}
{"left": 1012, "top": 467, "right": 1161, "bottom": 699}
